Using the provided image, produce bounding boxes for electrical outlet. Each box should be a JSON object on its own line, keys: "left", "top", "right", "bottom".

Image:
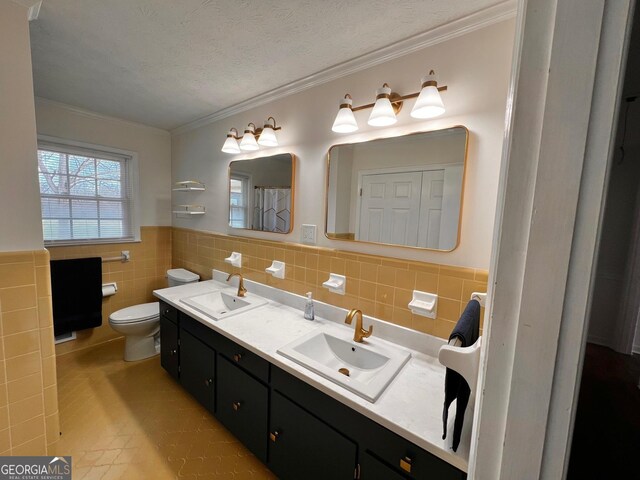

{"left": 301, "top": 224, "right": 317, "bottom": 244}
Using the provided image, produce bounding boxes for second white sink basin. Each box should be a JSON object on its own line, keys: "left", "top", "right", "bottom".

{"left": 277, "top": 330, "right": 410, "bottom": 402}
{"left": 180, "top": 289, "right": 267, "bottom": 321}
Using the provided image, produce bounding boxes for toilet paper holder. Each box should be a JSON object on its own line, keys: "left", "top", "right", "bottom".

{"left": 102, "top": 282, "right": 118, "bottom": 298}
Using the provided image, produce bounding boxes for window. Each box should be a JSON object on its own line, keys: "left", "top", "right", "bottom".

{"left": 229, "top": 174, "right": 250, "bottom": 228}
{"left": 37, "top": 139, "right": 138, "bottom": 245}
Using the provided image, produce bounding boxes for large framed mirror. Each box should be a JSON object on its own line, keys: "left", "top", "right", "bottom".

{"left": 228, "top": 153, "right": 295, "bottom": 233}
{"left": 325, "top": 127, "right": 468, "bottom": 251}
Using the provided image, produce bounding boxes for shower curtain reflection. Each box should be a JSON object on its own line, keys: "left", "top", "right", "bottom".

{"left": 253, "top": 187, "right": 291, "bottom": 233}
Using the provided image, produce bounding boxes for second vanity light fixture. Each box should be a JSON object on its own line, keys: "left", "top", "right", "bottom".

{"left": 331, "top": 70, "right": 447, "bottom": 133}
{"left": 221, "top": 116, "right": 281, "bottom": 154}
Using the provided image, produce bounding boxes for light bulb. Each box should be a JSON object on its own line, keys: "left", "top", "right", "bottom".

{"left": 411, "top": 72, "right": 445, "bottom": 119}
{"left": 258, "top": 121, "right": 278, "bottom": 147}
{"left": 239, "top": 124, "right": 259, "bottom": 151}
{"left": 221, "top": 130, "right": 240, "bottom": 154}
{"left": 332, "top": 96, "right": 358, "bottom": 133}
{"left": 368, "top": 85, "right": 397, "bottom": 127}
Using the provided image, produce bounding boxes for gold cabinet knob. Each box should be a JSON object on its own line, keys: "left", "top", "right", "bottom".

{"left": 233, "top": 353, "right": 242, "bottom": 362}
{"left": 232, "top": 401, "right": 242, "bottom": 411}
{"left": 170, "top": 349, "right": 177, "bottom": 356}
{"left": 400, "top": 456, "right": 412, "bottom": 473}
{"left": 204, "top": 378, "right": 213, "bottom": 387}
{"left": 269, "top": 430, "right": 280, "bottom": 442}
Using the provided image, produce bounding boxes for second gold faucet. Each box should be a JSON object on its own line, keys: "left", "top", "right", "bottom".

{"left": 226, "top": 273, "right": 247, "bottom": 297}
{"left": 344, "top": 309, "right": 373, "bottom": 343}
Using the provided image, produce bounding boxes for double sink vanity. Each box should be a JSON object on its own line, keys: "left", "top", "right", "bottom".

{"left": 154, "top": 271, "right": 469, "bottom": 480}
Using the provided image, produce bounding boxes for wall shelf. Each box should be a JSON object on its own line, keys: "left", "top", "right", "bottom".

{"left": 173, "top": 204, "right": 205, "bottom": 215}
{"left": 173, "top": 180, "right": 205, "bottom": 192}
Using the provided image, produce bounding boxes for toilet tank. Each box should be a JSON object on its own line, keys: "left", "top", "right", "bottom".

{"left": 167, "top": 268, "right": 200, "bottom": 287}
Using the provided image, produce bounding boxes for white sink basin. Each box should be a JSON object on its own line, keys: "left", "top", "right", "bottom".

{"left": 180, "top": 289, "right": 267, "bottom": 321}
{"left": 277, "top": 330, "right": 410, "bottom": 402}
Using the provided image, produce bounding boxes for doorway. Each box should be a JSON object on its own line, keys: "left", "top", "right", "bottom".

{"left": 566, "top": 5, "right": 640, "bottom": 477}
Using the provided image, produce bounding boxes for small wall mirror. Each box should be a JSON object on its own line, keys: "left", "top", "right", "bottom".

{"left": 229, "top": 153, "right": 295, "bottom": 233}
{"left": 326, "top": 127, "right": 468, "bottom": 251}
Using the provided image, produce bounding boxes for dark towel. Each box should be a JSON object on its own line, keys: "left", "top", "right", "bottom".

{"left": 50, "top": 258, "right": 103, "bottom": 336}
{"left": 442, "top": 299, "right": 480, "bottom": 452}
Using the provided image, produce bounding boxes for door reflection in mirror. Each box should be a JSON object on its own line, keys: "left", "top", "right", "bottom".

{"left": 326, "top": 127, "right": 468, "bottom": 251}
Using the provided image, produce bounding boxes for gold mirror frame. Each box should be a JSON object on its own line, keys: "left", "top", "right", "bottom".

{"left": 324, "top": 126, "right": 469, "bottom": 252}
{"left": 228, "top": 153, "right": 296, "bottom": 234}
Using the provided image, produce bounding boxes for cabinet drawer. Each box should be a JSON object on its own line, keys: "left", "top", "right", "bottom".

{"left": 361, "top": 451, "right": 409, "bottom": 480}
{"left": 180, "top": 328, "right": 215, "bottom": 414}
{"left": 216, "top": 355, "right": 269, "bottom": 462}
{"left": 180, "top": 312, "right": 222, "bottom": 349}
{"left": 159, "top": 301, "right": 178, "bottom": 324}
{"left": 269, "top": 391, "right": 357, "bottom": 480}
{"left": 160, "top": 316, "right": 179, "bottom": 380}
{"left": 216, "top": 334, "right": 270, "bottom": 383}
{"left": 364, "top": 426, "right": 465, "bottom": 480}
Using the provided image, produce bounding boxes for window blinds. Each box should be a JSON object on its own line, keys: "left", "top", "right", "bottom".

{"left": 37, "top": 141, "right": 134, "bottom": 245}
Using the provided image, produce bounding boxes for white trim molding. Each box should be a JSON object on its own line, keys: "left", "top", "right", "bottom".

{"left": 11, "top": 0, "right": 41, "bottom": 20}
{"left": 171, "top": 1, "right": 517, "bottom": 135}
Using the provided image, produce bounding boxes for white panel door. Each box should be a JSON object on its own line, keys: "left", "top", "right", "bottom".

{"left": 417, "top": 169, "right": 445, "bottom": 248}
{"left": 358, "top": 172, "right": 422, "bottom": 246}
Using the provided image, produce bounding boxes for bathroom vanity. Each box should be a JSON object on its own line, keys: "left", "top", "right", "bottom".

{"left": 155, "top": 275, "right": 468, "bottom": 480}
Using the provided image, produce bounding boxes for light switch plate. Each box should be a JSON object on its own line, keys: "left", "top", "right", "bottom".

{"left": 301, "top": 224, "right": 317, "bottom": 244}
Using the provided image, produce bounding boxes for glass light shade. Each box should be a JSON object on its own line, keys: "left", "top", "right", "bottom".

{"left": 411, "top": 75, "right": 445, "bottom": 119}
{"left": 332, "top": 97, "right": 358, "bottom": 133}
{"left": 368, "top": 86, "right": 397, "bottom": 127}
{"left": 258, "top": 125, "right": 278, "bottom": 147}
{"left": 239, "top": 129, "right": 259, "bottom": 151}
{"left": 221, "top": 134, "right": 240, "bottom": 154}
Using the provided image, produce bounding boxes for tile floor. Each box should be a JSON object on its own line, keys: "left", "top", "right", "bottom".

{"left": 53, "top": 338, "right": 276, "bottom": 479}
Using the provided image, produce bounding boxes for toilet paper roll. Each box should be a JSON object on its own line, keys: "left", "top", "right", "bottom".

{"left": 102, "top": 282, "right": 118, "bottom": 297}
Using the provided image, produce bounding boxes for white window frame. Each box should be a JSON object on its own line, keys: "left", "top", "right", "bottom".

{"left": 37, "top": 135, "right": 140, "bottom": 246}
{"left": 229, "top": 172, "right": 252, "bottom": 229}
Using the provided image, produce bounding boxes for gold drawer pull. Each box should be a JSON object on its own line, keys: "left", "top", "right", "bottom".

{"left": 269, "top": 430, "right": 280, "bottom": 442}
{"left": 232, "top": 401, "right": 242, "bottom": 411}
{"left": 233, "top": 353, "right": 242, "bottom": 362}
{"left": 400, "top": 456, "right": 412, "bottom": 473}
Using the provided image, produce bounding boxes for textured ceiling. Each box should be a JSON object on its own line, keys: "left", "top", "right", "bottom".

{"left": 29, "top": 0, "right": 504, "bottom": 130}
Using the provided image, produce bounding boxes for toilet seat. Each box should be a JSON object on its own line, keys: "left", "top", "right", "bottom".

{"left": 109, "top": 302, "right": 159, "bottom": 325}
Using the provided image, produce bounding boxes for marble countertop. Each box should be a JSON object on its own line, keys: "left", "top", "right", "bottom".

{"left": 154, "top": 275, "right": 471, "bottom": 472}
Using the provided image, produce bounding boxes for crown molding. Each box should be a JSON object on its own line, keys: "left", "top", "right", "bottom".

{"left": 171, "top": 0, "right": 516, "bottom": 136}
{"left": 35, "top": 97, "right": 171, "bottom": 137}
{"left": 11, "top": 0, "right": 42, "bottom": 21}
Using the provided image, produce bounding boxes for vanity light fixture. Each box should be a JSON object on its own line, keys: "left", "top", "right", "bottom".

{"left": 221, "top": 117, "right": 281, "bottom": 154}
{"left": 239, "top": 123, "right": 260, "bottom": 151}
{"left": 221, "top": 128, "right": 241, "bottom": 154}
{"left": 331, "top": 70, "right": 447, "bottom": 133}
{"left": 331, "top": 95, "right": 358, "bottom": 133}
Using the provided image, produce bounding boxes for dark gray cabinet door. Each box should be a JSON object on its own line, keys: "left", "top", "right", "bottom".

{"left": 216, "top": 355, "right": 269, "bottom": 462}
{"left": 160, "top": 316, "right": 179, "bottom": 381}
{"left": 268, "top": 391, "right": 357, "bottom": 480}
{"left": 180, "top": 328, "right": 216, "bottom": 414}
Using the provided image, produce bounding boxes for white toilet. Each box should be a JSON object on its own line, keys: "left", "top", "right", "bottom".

{"left": 109, "top": 268, "right": 200, "bottom": 361}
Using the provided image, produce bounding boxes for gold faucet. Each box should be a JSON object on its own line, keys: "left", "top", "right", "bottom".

{"left": 344, "top": 309, "right": 373, "bottom": 343}
{"left": 226, "top": 273, "right": 247, "bottom": 297}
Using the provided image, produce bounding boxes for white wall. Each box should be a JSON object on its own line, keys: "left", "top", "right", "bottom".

{"left": 35, "top": 99, "right": 172, "bottom": 227}
{"left": 230, "top": 155, "right": 292, "bottom": 187}
{"left": 172, "top": 19, "right": 515, "bottom": 269}
{"left": 0, "top": 0, "right": 44, "bottom": 252}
